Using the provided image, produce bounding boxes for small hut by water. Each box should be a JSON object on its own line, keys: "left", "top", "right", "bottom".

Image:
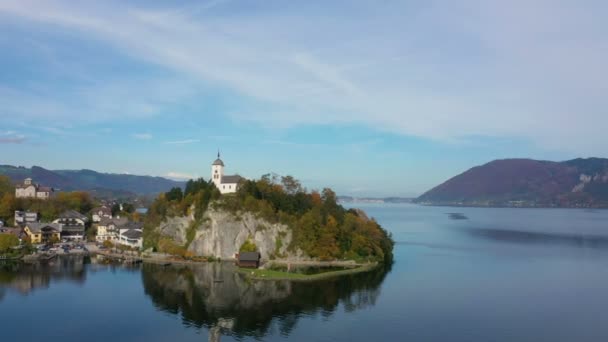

{"left": 237, "top": 252, "right": 261, "bottom": 268}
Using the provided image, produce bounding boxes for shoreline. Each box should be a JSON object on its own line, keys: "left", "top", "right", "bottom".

{"left": 94, "top": 251, "right": 379, "bottom": 278}
{"left": 415, "top": 203, "right": 608, "bottom": 210}
{"left": 237, "top": 262, "right": 379, "bottom": 282}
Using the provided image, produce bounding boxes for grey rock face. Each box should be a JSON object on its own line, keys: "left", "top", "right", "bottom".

{"left": 154, "top": 206, "right": 306, "bottom": 260}
{"left": 188, "top": 208, "right": 294, "bottom": 260}
{"left": 157, "top": 215, "right": 192, "bottom": 246}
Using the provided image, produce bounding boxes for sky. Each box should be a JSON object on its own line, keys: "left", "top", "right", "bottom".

{"left": 0, "top": 0, "right": 607, "bottom": 197}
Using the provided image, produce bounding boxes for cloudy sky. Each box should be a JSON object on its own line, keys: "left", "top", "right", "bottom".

{"left": 1, "top": 0, "right": 607, "bottom": 196}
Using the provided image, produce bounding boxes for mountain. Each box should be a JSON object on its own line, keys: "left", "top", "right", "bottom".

{"left": 0, "top": 165, "right": 185, "bottom": 196}
{"left": 415, "top": 158, "right": 608, "bottom": 208}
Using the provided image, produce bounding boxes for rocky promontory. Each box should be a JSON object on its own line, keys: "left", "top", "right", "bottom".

{"left": 144, "top": 176, "right": 394, "bottom": 263}
{"left": 155, "top": 206, "right": 301, "bottom": 260}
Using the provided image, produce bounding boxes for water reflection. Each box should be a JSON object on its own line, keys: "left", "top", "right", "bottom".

{"left": 0, "top": 256, "right": 88, "bottom": 296}
{"left": 141, "top": 262, "right": 391, "bottom": 341}
{"left": 463, "top": 226, "right": 608, "bottom": 250}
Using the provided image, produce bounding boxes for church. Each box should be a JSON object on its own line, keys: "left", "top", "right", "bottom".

{"left": 211, "top": 153, "right": 243, "bottom": 194}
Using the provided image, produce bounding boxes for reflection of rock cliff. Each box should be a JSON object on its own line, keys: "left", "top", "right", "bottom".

{"left": 0, "top": 256, "right": 87, "bottom": 297}
{"left": 141, "top": 262, "right": 391, "bottom": 340}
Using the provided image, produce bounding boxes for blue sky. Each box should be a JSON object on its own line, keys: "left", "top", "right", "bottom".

{"left": 0, "top": 0, "right": 607, "bottom": 197}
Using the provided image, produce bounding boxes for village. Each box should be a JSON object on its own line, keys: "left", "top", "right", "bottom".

{"left": 0, "top": 177, "right": 143, "bottom": 261}
{"left": 0, "top": 156, "right": 263, "bottom": 268}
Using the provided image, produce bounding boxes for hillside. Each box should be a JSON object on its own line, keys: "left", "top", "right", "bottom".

{"left": 415, "top": 158, "right": 608, "bottom": 208}
{"left": 144, "top": 176, "right": 394, "bottom": 263}
{"left": 0, "top": 165, "right": 185, "bottom": 196}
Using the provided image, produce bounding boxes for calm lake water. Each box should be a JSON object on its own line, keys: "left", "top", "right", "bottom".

{"left": 2, "top": 204, "right": 608, "bottom": 341}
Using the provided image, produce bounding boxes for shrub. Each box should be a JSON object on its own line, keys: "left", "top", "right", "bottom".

{"left": 239, "top": 239, "right": 257, "bottom": 253}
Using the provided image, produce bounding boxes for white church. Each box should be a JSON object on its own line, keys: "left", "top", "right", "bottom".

{"left": 211, "top": 153, "right": 243, "bottom": 194}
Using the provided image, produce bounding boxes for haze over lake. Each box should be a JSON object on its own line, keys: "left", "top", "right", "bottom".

{"left": 2, "top": 204, "right": 608, "bottom": 342}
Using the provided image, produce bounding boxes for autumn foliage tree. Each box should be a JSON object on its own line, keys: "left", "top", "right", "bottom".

{"left": 233, "top": 175, "right": 393, "bottom": 263}
{"left": 0, "top": 234, "right": 19, "bottom": 253}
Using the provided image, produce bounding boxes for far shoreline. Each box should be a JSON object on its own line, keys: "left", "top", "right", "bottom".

{"left": 414, "top": 203, "right": 608, "bottom": 210}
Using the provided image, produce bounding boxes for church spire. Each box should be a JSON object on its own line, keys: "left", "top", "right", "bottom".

{"left": 217, "top": 149, "right": 220, "bottom": 159}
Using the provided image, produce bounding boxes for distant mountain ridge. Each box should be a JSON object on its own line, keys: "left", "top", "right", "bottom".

{"left": 338, "top": 196, "right": 413, "bottom": 204}
{"left": 415, "top": 158, "right": 608, "bottom": 208}
{"left": 0, "top": 165, "right": 185, "bottom": 196}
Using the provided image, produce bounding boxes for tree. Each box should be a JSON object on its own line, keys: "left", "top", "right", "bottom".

{"left": 0, "top": 234, "right": 19, "bottom": 253}
{"left": 86, "top": 226, "right": 97, "bottom": 242}
{"left": 165, "top": 187, "right": 183, "bottom": 202}
{"left": 0, "top": 193, "right": 16, "bottom": 222}
{"left": 111, "top": 203, "right": 121, "bottom": 216}
{"left": 49, "top": 235, "right": 60, "bottom": 245}
{"left": 0, "top": 175, "right": 13, "bottom": 197}
{"left": 281, "top": 175, "right": 302, "bottom": 195}
{"left": 122, "top": 202, "right": 135, "bottom": 213}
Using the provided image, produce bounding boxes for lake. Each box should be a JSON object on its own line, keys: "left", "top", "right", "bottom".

{"left": 2, "top": 204, "right": 608, "bottom": 341}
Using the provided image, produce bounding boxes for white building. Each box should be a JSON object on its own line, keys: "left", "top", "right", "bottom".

{"left": 118, "top": 222, "right": 144, "bottom": 249}
{"left": 91, "top": 206, "right": 112, "bottom": 223}
{"left": 15, "top": 210, "right": 39, "bottom": 225}
{"left": 52, "top": 210, "right": 88, "bottom": 241}
{"left": 15, "top": 178, "right": 53, "bottom": 199}
{"left": 96, "top": 217, "right": 127, "bottom": 243}
{"left": 211, "top": 153, "right": 243, "bottom": 194}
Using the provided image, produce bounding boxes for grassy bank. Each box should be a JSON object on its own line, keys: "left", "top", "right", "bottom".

{"left": 237, "top": 262, "right": 378, "bottom": 281}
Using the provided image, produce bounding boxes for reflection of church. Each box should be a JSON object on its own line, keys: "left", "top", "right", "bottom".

{"left": 211, "top": 153, "right": 243, "bottom": 194}
{"left": 140, "top": 262, "right": 389, "bottom": 341}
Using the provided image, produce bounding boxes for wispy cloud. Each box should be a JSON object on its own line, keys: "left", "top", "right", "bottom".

{"left": 166, "top": 171, "right": 196, "bottom": 180}
{"left": 0, "top": 131, "right": 26, "bottom": 144}
{"left": 262, "top": 139, "right": 326, "bottom": 148}
{"left": 0, "top": 1, "right": 607, "bottom": 154}
{"left": 132, "top": 133, "right": 153, "bottom": 140}
{"left": 164, "top": 139, "right": 200, "bottom": 145}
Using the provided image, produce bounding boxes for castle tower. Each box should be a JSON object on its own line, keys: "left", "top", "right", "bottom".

{"left": 211, "top": 151, "right": 225, "bottom": 188}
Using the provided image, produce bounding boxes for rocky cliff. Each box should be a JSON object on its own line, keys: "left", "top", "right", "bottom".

{"left": 155, "top": 206, "right": 302, "bottom": 260}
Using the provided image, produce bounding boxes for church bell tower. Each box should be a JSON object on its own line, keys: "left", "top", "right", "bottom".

{"left": 211, "top": 151, "right": 225, "bottom": 188}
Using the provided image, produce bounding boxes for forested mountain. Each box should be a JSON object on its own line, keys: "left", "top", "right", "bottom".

{"left": 0, "top": 165, "right": 184, "bottom": 196}
{"left": 415, "top": 158, "right": 608, "bottom": 208}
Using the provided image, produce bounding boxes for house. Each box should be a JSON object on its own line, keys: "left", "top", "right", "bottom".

{"left": 53, "top": 210, "right": 88, "bottom": 226}
{"left": 211, "top": 152, "right": 244, "bottom": 194}
{"left": 118, "top": 222, "right": 144, "bottom": 249}
{"left": 96, "top": 217, "right": 127, "bottom": 243}
{"left": 23, "top": 223, "right": 62, "bottom": 244}
{"left": 91, "top": 206, "right": 112, "bottom": 223}
{"left": 15, "top": 211, "right": 39, "bottom": 225}
{"left": 53, "top": 210, "right": 88, "bottom": 241}
{"left": 237, "top": 252, "right": 261, "bottom": 268}
{"left": 15, "top": 178, "right": 54, "bottom": 199}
